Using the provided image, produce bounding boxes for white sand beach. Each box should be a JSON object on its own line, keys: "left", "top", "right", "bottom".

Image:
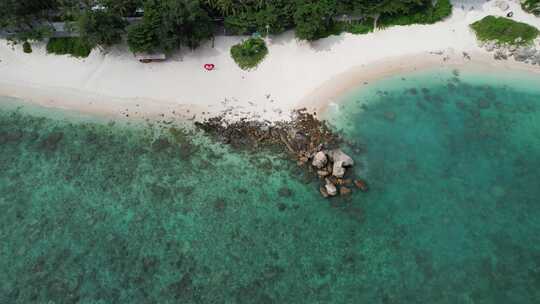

{"left": 0, "top": 0, "right": 539, "bottom": 122}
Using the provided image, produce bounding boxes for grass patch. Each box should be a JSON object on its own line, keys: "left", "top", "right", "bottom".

{"left": 230, "top": 38, "right": 268, "bottom": 70}
{"left": 522, "top": 0, "right": 540, "bottom": 16}
{"left": 470, "top": 16, "right": 539, "bottom": 46}
{"left": 46, "top": 37, "right": 94, "bottom": 58}
{"left": 379, "top": 0, "right": 452, "bottom": 28}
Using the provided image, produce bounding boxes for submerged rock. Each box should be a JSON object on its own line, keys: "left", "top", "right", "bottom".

{"left": 278, "top": 187, "right": 293, "bottom": 198}
{"left": 40, "top": 132, "right": 64, "bottom": 151}
{"left": 384, "top": 111, "right": 397, "bottom": 121}
{"left": 340, "top": 186, "right": 352, "bottom": 196}
{"left": 477, "top": 99, "right": 491, "bottom": 109}
{"left": 0, "top": 130, "right": 23, "bottom": 144}
{"left": 354, "top": 179, "right": 369, "bottom": 192}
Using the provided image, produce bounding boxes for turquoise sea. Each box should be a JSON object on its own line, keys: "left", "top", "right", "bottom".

{"left": 1, "top": 67, "right": 539, "bottom": 303}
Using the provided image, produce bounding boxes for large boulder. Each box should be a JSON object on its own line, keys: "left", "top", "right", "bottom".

{"left": 327, "top": 149, "right": 354, "bottom": 166}
{"left": 327, "top": 149, "right": 354, "bottom": 178}
{"left": 332, "top": 161, "right": 347, "bottom": 178}
{"left": 312, "top": 151, "right": 328, "bottom": 169}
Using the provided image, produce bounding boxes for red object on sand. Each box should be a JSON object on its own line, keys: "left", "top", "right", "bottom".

{"left": 204, "top": 64, "right": 215, "bottom": 71}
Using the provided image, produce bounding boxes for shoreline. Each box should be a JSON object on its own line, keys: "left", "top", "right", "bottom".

{"left": 1, "top": 1, "right": 539, "bottom": 123}
{"left": 300, "top": 50, "right": 540, "bottom": 117}
{"left": 2, "top": 50, "right": 539, "bottom": 124}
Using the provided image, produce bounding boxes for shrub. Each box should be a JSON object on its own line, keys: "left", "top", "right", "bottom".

{"left": 230, "top": 38, "right": 268, "bottom": 70}
{"left": 470, "top": 16, "right": 539, "bottom": 45}
{"left": 379, "top": 0, "right": 452, "bottom": 28}
{"left": 22, "top": 41, "right": 32, "bottom": 53}
{"left": 522, "top": 0, "right": 540, "bottom": 16}
{"left": 46, "top": 37, "right": 93, "bottom": 58}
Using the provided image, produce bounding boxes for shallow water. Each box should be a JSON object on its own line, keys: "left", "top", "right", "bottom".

{"left": 1, "top": 68, "right": 540, "bottom": 303}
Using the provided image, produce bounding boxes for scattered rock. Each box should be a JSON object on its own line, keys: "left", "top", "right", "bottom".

{"left": 483, "top": 41, "right": 497, "bottom": 52}
{"left": 513, "top": 47, "right": 537, "bottom": 62}
{"left": 479, "top": 38, "right": 539, "bottom": 67}
{"left": 494, "top": 49, "right": 508, "bottom": 60}
{"left": 319, "top": 186, "right": 329, "bottom": 198}
{"left": 325, "top": 180, "right": 338, "bottom": 197}
{"left": 354, "top": 179, "right": 369, "bottom": 192}
{"left": 494, "top": 0, "right": 509, "bottom": 11}
{"left": 312, "top": 151, "right": 328, "bottom": 169}
{"left": 277, "top": 203, "right": 287, "bottom": 211}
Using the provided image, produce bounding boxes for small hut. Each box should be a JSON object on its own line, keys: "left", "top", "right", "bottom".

{"left": 135, "top": 52, "right": 167, "bottom": 63}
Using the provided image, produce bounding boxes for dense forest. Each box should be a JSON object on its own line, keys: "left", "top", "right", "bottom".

{"left": 0, "top": 0, "right": 452, "bottom": 55}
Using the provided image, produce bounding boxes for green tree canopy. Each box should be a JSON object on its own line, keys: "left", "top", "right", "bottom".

{"left": 294, "top": 0, "right": 337, "bottom": 41}
{"left": 78, "top": 10, "right": 127, "bottom": 47}
{"left": 0, "top": 0, "right": 57, "bottom": 40}
{"left": 127, "top": 0, "right": 214, "bottom": 54}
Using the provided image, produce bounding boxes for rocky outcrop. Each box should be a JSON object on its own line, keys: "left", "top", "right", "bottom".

{"left": 196, "top": 109, "right": 369, "bottom": 199}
